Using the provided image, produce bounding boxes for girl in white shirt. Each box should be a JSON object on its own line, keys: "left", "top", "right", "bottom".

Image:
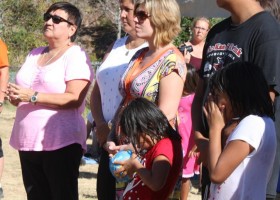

{"left": 203, "top": 61, "right": 276, "bottom": 200}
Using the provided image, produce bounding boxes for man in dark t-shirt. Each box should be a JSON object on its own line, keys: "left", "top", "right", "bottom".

{"left": 261, "top": 1, "right": 280, "bottom": 198}
{"left": 192, "top": 0, "right": 280, "bottom": 199}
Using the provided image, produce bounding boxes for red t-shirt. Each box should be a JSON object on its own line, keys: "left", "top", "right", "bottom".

{"left": 123, "top": 138, "right": 182, "bottom": 200}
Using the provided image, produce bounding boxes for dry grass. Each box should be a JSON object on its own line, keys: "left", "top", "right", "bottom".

{"left": 0, "top": 103, "right": 98, "bottom": 200}
{"left": 0, "top": 103, "right": 202, "bottom": 200}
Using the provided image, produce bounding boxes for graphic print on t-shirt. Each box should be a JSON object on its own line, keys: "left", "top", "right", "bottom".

{"left": 203, "top": 42, "right": 243, "bottom": 78}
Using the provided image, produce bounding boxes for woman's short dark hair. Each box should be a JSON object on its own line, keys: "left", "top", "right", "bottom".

{"left": 46, "top": 2, "right": 82, "bottom": 42}
{"left": 118, "top": 98, "right": 181, "bottom": 152}
{"left": 209, "top": 61, "right": 274, "bottom": 119}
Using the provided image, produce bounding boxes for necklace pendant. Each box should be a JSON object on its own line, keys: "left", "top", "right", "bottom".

{"left": 125, "top": 50, "right": 129, "bottom": 56}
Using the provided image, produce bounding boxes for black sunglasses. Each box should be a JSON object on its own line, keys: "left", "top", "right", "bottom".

{"left": 134, "top": 11, "right": 150, "bottom": 22}
{"left": 43, "top": 13, "right": 74, "bottom": 25}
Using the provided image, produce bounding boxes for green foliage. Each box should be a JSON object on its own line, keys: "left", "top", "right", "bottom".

{"left": 80, "top": 18, "right": 118, "bottom": 59}
{"left": 210, "top": 18, "right": 224, "bottom": 27}
{"left": 0, "top": 0, "right": 224, "bottom": 67}
{"left": 4, "top": 28, "right": 46, "bottom": 66}
{"left": 0, "top": 0, "right": 55, "bottom": 67}
{"left": 174, "top": 17, "right": 194, "bottom": 47}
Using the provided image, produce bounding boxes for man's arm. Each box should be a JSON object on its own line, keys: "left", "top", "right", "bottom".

{"left": 0, "top": 66, "right": 9, "bottom": 113}
{"left": 0, "top": 39, "right": 9, "bottom": 112}
{"left": 192, "top": 77, "right": 209, "bottom": 165}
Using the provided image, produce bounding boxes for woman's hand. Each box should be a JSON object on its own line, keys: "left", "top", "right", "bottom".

{"left": 6, "top": 83, "right": 34, "bottom": 105}
{"left": 7, "top": 80, "right": 90, "bottom": 109}
{"left": 105, "top": 142, "right": 135, "bottom": 157}
{"left": 95, "top": 122, "right": 110, "bottom": 146}
{"left": 103, "top": 141, "right": 119, "bottom": 156}
{"left": 183, "top": 48, "right": 191, "bottom": 63}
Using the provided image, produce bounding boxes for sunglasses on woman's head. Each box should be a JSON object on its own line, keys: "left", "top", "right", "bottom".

{"left": 43, "top": 13, "right": 74, "bottom": 25}
{"left": 134, "top": 10, "right": 150, "bottom": 22}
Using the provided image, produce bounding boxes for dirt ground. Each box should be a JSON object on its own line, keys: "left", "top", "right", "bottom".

{"left": 0, "top": 103, "right": 201, "bottom": 200}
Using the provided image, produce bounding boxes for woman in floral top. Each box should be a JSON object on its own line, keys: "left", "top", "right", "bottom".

{"left": 119, "top": 0, "right": 186, "bottom": 126}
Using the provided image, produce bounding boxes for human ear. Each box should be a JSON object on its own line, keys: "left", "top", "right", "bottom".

{"left": 218, "top": 103, "right": 226, "bottom": 117}
{"left": 68, "top": 25, "right": 77, "bottom": 38}
{"left": 220, "top": 104, "right": 225, "bottom": 112}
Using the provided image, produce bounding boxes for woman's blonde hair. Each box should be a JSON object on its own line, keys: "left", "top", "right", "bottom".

{"left": 192, "top": 17, "right": 211, "bottom": 30}
{"left": 135, "top": 0, "right": 181, "bottom": 48}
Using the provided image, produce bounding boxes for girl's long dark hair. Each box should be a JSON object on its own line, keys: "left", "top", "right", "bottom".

{"left": 118, "top": 98, "right": 181, "bottom": 151}
{"left": 209, "top": 61, "right": 274, "bottom": 119}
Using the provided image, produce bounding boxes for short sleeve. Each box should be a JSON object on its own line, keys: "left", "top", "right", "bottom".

{"left": 228, "top": 115, "right": 265, "bottom": 151}
{"left": 64, "top": 46, "right": 94, "bottom": 82}
{"left": 253, "top": 40, "right": 280, "bottom": 94}
{"left": 159, "top": 50, "right": 186, "bottom": 82}
{"left": 153, "top": 138, "right": 174, "bottom": 165}
{"left": 0, "top": 39, "right": 9, "bottom": 67}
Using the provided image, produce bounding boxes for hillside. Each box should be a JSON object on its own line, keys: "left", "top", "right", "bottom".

{"left": 71, "top": 0, "right": 120, "bottom": 59}
{"left": 0, "top": 0, "right": 120, "bottom": 67}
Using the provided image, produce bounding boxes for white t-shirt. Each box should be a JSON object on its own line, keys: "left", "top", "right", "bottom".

{"left": 95, "top": 36, "right": 147, "bottom": 122}
{"left": 208, "top": 115, "right": 277, "bottom": 200}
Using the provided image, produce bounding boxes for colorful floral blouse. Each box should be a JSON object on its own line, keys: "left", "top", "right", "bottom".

{"left": 119, "top": 47, "right": 186, "bottom": 105}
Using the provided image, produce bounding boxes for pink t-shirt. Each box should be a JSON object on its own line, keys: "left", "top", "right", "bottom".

{"left": 178, "top": 94, "right": 200, "bottom": 177}
{"left": 10, "top": 45, "right": 93, "bottom": 151}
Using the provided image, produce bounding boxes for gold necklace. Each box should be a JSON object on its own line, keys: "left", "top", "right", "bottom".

{"left": 41, "top": 45, "right": 67, "bottom": 66}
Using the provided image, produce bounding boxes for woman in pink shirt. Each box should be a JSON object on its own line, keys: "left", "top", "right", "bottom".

{"left": 6, "top": 2, "right": 93, "bottom": 200}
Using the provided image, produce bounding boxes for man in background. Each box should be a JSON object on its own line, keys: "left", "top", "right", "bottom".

{"left": 0, "top": 38, "right": 9, "bottom": 199}
{"left": 192, "top": 0, "right": 280, "bottom": 199}
{"left": 260, "top": 0, "right": 280, "bottom": 198}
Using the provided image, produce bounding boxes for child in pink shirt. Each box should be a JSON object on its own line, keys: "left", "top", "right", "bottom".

{"left": 178, "top": 64, "right": 200, "bottom": 199}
